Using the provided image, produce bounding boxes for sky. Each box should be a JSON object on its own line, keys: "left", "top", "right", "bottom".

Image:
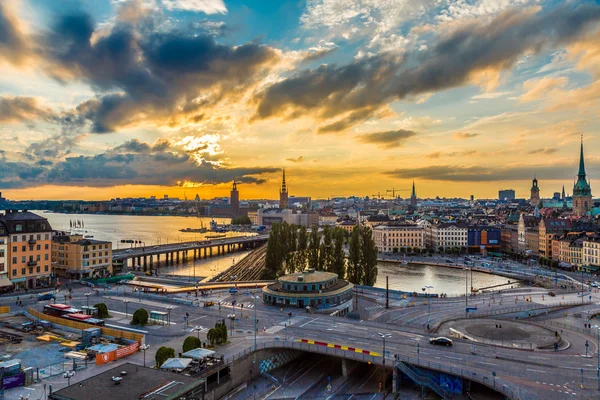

{"left": 1, "top": 0, "right": 599, "bottom": 201}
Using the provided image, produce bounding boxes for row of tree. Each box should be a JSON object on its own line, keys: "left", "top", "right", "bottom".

{"left": 263, "top": 223, "right": 378, "bottom": 286}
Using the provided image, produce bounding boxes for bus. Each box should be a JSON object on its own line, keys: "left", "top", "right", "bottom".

{"left": 43, "top": 304, "right": 81, "bottom": 318}
{"left": 63, "top": 313, "right": 105, "bottom": 326}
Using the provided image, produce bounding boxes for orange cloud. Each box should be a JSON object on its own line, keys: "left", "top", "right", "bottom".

{"left": 519, "top": 76, "right": 568, "bottom": 103}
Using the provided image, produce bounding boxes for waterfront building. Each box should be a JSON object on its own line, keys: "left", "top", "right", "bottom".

{"left": 572, "top": 138, "right": 593, "bottom": 217}
{"left": 467, "top": 226, "right": 501, "bottom": 254}
{"left": 52, "top": 234, "right": 113, "bottom": 279}
{"left": 499, "top": 189, "right": 516, "bottom": 201}
{"left": 248, "top": 210, "right": 260, "bottom": 225}
{"left": 279, "top": 169, "right": 289, "bottom": 209}
{"left": 518, "top": 214, "right": 540, "bottom": 254}
{"left": 530, "top": 177, "right": 540, "bottom": 206}
{"left": 501, "top": 225, "right": 519, "bottom": 252}
{"left": 430, "top": 223, "right": 468, "bottom": 251}
{"left": 373, "top": 223, "right": 424, "bottom": 253}
{"left": 583, "top": 235, "right": 600, "bottom": 270}
{"left": 0, "top": 210, "right": 53, "bottom": 290}
{"left": 262, "top": 269, "right": 353, "bottom": 310}
{"left": 538, "top": 218, "right": 572, "bottom": 258}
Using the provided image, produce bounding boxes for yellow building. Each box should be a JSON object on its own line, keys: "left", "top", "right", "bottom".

{"left": 52, "top": 234, "right": 113, "bottom": 279}
{"left": 373, "top": 224, "right": 424, "bottom": 253}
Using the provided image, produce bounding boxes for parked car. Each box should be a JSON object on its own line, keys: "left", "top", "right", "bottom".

{"left": 548, "top": 291, "right": 556, "bottom": 297}
{"left": 429, "top": 337, "right": 453, "bottom": 346}
{"left": 229, "top": 287, "right": 238, "bottom": 294}
{"left": 36, "top": 292, "right": 55, "bottom": 301}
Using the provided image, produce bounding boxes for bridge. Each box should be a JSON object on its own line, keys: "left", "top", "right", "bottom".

{"left": 112, "top": 234, "right": 269, "bottom": 271}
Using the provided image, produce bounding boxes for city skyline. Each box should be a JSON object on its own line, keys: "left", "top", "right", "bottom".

{"left": 1, "top": 0, "right": 600, "bottom": 201}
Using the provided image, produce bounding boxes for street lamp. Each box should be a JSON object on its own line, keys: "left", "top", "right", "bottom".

{"left": 464, "top": 267, "right": 470, "bottom": 308}
{"left": 252, "top": 295, "right": 259, "bottom": 351}
{"left": 378, "top": 333, "right": 391, "bottom": 393}
{"left": 593, "top": 325, "right": 600, "bottom": 390}
{"left": 140, "top": 344, "right": 150, "bottom": 367}
{"left": 228, "top": 314, "right": 235, "bottom": 336}
{"left": 124, "top": 300, "right": 130, "bottom": 318}
{"left": 422, "top": 285, "right": 433, "bottom": 331}
{"left": 84, "top": 292, "right": 92, "bottom": 308}
{"left": 194, "top": 326, "right": 204, "bottom": 341}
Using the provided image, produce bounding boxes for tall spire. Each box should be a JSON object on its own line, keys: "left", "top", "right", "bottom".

{"left": 578, "top": 134, "right": 586, "bottom": 179}
{"left": 281, "top": 168, "right": 287, "bottom": 193}
{"left": 411, "top": 180, "right": 416, "bottom": 197}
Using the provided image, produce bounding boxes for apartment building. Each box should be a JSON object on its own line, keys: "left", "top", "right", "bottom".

{"left": 0, "top": 210, "right": 53, "bottom": 290}
{"left": 0, "top": 227, "right": 9, "bottom": 292}
{"left": 583, "top": 235, "right": 600, "bottom": 268}
{"left": 52, "top": 234, "right": 113, "bottom": 279}
{"left": 430, "top": 223, "right": 468, "bottom": 251}
{"left": 538, "top": 218, "right": 572, "bottom": 258}
{"left": 373, "top": 224, "right": 425, "bottom": 253}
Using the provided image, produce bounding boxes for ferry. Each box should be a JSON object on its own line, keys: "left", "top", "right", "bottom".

{"left": 180, "top": 227, "right": 208, "bottom": 233}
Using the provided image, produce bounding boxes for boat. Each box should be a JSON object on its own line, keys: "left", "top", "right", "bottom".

{"left": 401, "top": 260, "right": 409, "bottom": 265}
{"left": 180, "top": 227, "right": 208, "bottom": 233}
{"left": 206, "top": 234, "right": 226, "bottom": 239}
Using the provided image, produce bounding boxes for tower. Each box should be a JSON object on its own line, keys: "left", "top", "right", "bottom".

{"left": 279, "top": 169, "right": 289, "bottom": 209}
{"left": 572, "top": 136, "right": 592, "bottom": 217}
{"left": 230, "top": 181, "right": 239, "bottom": 217}
{"left": 530, "top": 177, "right": 540, "bottom": 206}
{"left": 410, "top": 181, "right": 417, "bottom": 207}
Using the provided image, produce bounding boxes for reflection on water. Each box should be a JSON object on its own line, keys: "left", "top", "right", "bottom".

{"left": 375, "top": 262, "right": 520, "bottom": 296}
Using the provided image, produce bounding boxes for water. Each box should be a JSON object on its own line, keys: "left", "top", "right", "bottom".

{"left": 375, "top": 262, "right": 520, "bottom": 296}
{"left": 36, "top": 212, "right": 252, "bottom": 279}
{"left": 35, "top": 212, "right": 516, "bottom": 290}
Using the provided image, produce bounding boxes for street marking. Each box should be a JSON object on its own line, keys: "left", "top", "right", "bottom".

{"left": 526, "top": 369, "right": 546, "bottom": 373}
{"left": 299, "top": 317, "right": 320, "bottom": 328}
{"left": 478, "top": 361, "right": 497, "bottom": 366}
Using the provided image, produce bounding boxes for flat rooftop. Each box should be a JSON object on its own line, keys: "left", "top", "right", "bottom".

{"left": 49, "top": 363, "right": 202, "bottom": 400}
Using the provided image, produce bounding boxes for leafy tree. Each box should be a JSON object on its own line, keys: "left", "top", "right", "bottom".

{"left": 183, "top": 336, "right": 201, "bottom": 352}
{"left": 308, "top": 225, "right": 320, "bottom": 270}
{"left": 215, "top": 320, "right": 227, "bottom": 344}
{"left": 131, "top": 308, "right": 149, "bottom": 325}
{"left": 331, "top": 227, "right": 346, "bottom": 279}
{"left": 298, "top": 226, "right": 308, "bottom": 252}
{"left": 321, "top": 226, "right": 334, "bottom": 272}
{"left": 360, "top": 227, "right": 378, "bottom": 286}
{"left": 231, "top": 216, "right": 252, "bottom": 225}
{"left": 264, "top": 223, "right": 288, "bottom": 279}
{"left": 155, "top": 346, "right": 175, "bottom": 367}
{"left": 94, "top": 303, "right": 109, "bottom": 318}
{"left": 207, "top": 328, "right": 218, "bottom": 346}
{"left": 347, "top": 226, "right": 362, "bottom": 284}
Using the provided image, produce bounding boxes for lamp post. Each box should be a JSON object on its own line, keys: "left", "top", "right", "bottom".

{"left": 593, "top": 325, "right": 600, "bottom": 390}
{"left": 194, "top": 326, "right": 204, "bottom": 340}
{"left": 422, "top": 285, "right": 433, "bottom": 330}
{"left": 464, "top": 267, "right": 469, "bottom": 308}
{"left": 140, "top": 344, "right": 150, "bottom": 367}
{"left": 124, "top": 300, "right": 130, "bottom": 318}
{"left": 378, "top": 333, "right": 391, "bottom": 393}
{"left": 228, "top": 314, "right": 235, "bottom": 336}
{"left": 252, "top": 295, "right": 258, "bottom": 351}
{"left": 84, "top": 292, "right": 91, "bottom": 308}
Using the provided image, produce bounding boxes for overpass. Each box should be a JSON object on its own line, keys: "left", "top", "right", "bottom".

{"left": 112, "top": 234, "right": 268, "bottom": 271}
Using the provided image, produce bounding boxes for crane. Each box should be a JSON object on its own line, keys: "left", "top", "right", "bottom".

{"left": 372, "top": 192, "right": 383, "bottom": 199}
{"left": 386, "top": 188, "right": 410, "bottom": 199}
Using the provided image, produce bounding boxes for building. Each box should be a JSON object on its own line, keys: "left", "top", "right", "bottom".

{"left": 555, "top": 233, "right": 586, "bottom": 268}
{"left": 288, "top": 196, "right": 311, "bottom": 208}
{"left": 256, "top": 209, "right": 319, "bottom": 228}
{"left": 499, "top": 189, "right": 516, "bottom": 201}
{"left": 248, "top": 210, "right": 260, "bottom": 225}
{"left": 373, "top": 224, "right": 424, "bottom": 253}
{"left": 0, "top": 226, "right": 9, "bottom": 292}
{"left": 279, "top": 169, "right": 289, "bottom": 209}
{"left": 573, "top": 137, "right": 593, "bottom": 217}
{"left": 318, "top": 212, "right": 338, "bottom": 226}
{"left": 467, "top": 226, "right": 501, "bottom": 254}
{"left": 262, "top": 269, "right": 353, "bottom": 310}
{"left": 0, "top": 210, "right": 53, "bottom": 290}
{"left": 530, "top": 177, "right": 540, "bottom": 206}
{"left": 52, "top": 234, "right": 113, "bottom": 279}
{"left": 337, "top": 219, "right": 358, "bottom": 233}
{"left": 583, "top": 235, "right": 600, "bottom": 270}
{"left": 48, "top": 363, "right": 204, "bottom": 400}
{"left": 501, "top": 225, "right": 519, "bottom": 253}
{"left": 230, "top": 181, "right": 240, "bottom": 217}
{"left": 518, "top": 214, "right": 540, "bottom": 254}
{"left": 538, "top": 218, "right": 572, "bottom": 258}
{"left": 430, "top": 223, "right": 468, "bottom": 251}
{"left": 410, "top": 181, "right": 417, "bottom": 208}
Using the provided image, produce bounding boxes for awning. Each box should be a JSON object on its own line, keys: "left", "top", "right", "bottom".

{"left": 0, "top": 277, "right": 14, "bottom": 288}
{"left": 160, "top": 358, "right": 192, "bottom": 370}
{"left": 10, "top": 277, "right": 27, "bottom": 283}
{"left": 182, "top": 348, "right": 215, "bottom": 360}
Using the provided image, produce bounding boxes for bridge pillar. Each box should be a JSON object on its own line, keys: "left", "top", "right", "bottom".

{"left": 392, "top": 364, "right": 398, "bottom": 394}
{"left": 143, "top": 256, "right": 147, "bottom": 270}
{"left": 194, "top": 249, "right": 197, "bottom": 260}
{"left": 341, "top": 359, "right": 358, "bottom": 377}
{"left": 176, "top": 252, "right": 180, "bottom": 264}
{"left": 149, "top": 255, "right": 153, "bottom": 270}
{"left": 157, "top": 253, "right": 160, "bottom": 265}
{"left": 138, "top": 256, "right": 142, "bottom": 270}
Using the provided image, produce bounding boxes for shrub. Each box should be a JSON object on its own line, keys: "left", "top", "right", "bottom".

{"left": 183, "top": 336, "right": 201, "bottom": 352}
{"left": 94, "top": 303, "right": 109, "bottom": 318}
{"left": 131, "top": 308, "right": 149, "bottom": 325}
{"left": 155, "top": 346, "right": 175, "bottom": 367}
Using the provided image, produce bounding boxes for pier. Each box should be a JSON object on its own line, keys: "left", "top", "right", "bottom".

{"left": 111, "top": 234, "right": 268, "bottom": 272}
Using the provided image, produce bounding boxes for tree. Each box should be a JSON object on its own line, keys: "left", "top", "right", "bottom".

{"left": 131, "top": 308, "right": 149, "bottom": 325}
{"left": 264, "top": 223, "right": 287, "bottom": 279}
{"left": 207, "top": 328, "right": 218, "bottom": 346}
{"left": 321, "top": 226, "right": 334, "bottom": 272}
{"left": 331, "top": 227, "right": 346, "bottom": 279}
{"left": 347, "top": 226, "right": 362, "bottom": 284}
{"left": 183, "top": 336, "right": 202, "bottom": 352}
{"left": 360, "top": 227, "right": 378, "bottom": 286}
{"left": 155, "top": 346, "right": 175, "bottom": 367}
{"left": 215, "top": 320, "right": 227, "bottom": 344}
{"left": 308, "top": 225, "right": 321, "bottom": 270}
{"left": 298, "top": 226, "right": 308, "bottom": 252}
{"left": 94, "top": 303, "right": 109, "bottom": 318}
{"left": 231, "top": 216, "right": 252, "bottom": 225}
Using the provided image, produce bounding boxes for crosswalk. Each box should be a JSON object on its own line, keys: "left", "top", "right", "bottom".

{"left": 217, "top": 301, "right": 255, "bottom": 309}
{"left": 188, "top": 326, "right": 210, "bottom": 334}
{"left": 365, "top": 304, "right": 385, "bottom": 311}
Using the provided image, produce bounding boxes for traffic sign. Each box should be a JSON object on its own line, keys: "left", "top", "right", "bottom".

{"left": 466, "top": 307, "right": 478, "bottom": 312}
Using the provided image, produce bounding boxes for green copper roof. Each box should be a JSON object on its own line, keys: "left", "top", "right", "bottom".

{"left": 578, "top": 139, "right": 586, "bottom": 179}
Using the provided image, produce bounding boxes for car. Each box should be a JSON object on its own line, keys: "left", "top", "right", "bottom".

{"left": 429, "top": 337, "right": 453, "bottom": 346}
{"left": 591, "top": 282, "right": 599, "bottom": 288}
{"left": 548, "top": 291, "right": 556, "bottom": 297}
{"left": 229, "top": 288, "right": 239, "bottom": 294}
{"left": 36, "top": 292, "right": 55, "bottom": 301}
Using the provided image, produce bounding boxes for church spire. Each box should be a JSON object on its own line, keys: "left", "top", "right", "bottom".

{"left": 411, "top": 180, "right": 416, "bottom": 197}
{"left": 578, "top": 135, "right": 586, "bottom": 180}
{"left": 281, "top": 168, "right": 287, "bottom": 193}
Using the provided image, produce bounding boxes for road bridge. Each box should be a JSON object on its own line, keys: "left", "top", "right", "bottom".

{"left": 111, "top": 234, "right": 268, "bottom": 272}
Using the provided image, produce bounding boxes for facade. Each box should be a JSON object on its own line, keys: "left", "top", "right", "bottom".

{"left": 318, "top": 212, "right": 338, "bottom": 226}
{"left": 279, "top": 169, "right": 289, "bottom": 209}
{"left": 262, "top": 269, "right": 353, "bottom": 309}
{"left": 583, "top": 235, "right": 600, "bottom": 268}
{"left": 373, "top": 224, "right": 424, "bottom": 253}
{"left": 337, "top": 220, "right": 358, "bottom": 233}
{"left": 501, "top": 225, "right": 518, "bottom": 252}
{"left": 538, "top": 218, "right": 572, "bottom": 258}
{"left": 257, "top": 209, "right": 319, "bottom": 228}
{"left": 518, "top": 214, "right": 540, "bottom": 254}
{"left": 0, "top": 229, "right": 9, "bottom": 292}
{"left": 555, "top": 233, "right": 586, "bottom": 267}
{"left": 530, "top": 177, "right": 540, "bottom": 206}
{"left": 0, "top": 210, "right": 53, "bottom": 290}
{"left": 499, "top": 189, "right": 516, "bottom": 201}
{"left": 467, "top": 226, "right": 501, "bottom": 253}
{"left": 52, "top": 234, "right": 113, "bottom": 279}
{"left": 431, "top": 223, "right": 468, "bottom": 251}
{"left": 572, "top": 138, "right": 593, "bottom": 217}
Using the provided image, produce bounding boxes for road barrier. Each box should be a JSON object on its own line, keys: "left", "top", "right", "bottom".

{"left": 0, "top": 306, "right": 9, "bottom": 314}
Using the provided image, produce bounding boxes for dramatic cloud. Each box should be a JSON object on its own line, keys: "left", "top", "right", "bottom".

{"left": 0, "top": 3, "right": 28, "bottom": 65}
{"left": 0, "top": 96, "right": 53, "bottom": 123}
{"left": 452, "top": 132, "right": 480, "bottom": 140}
{"left": 285, "top": 156, "right": 305, "bottom": 163}
{"left": 255, "top": 3, "right": 600, "bottom": 130}
{"left": 358, "top": 129, "right": 417, "bottom": 149}
{"left": 519, "top": 76, "right": 568, "bottom": 102}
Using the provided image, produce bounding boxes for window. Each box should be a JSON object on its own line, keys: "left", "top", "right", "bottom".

{"left": 45, "top": 254, "right": 48, "bottom": 260}
{"left": 21, "top": 246, "right": 26, "bottom": 252}
{"left": 28, "top": 267, "right": 33, "bottom": 274}
{"left": 0, "top": 263, "right": 4, "bottom": 272}
{"left": 12, "top": 269, "right": 16, "bottom": 276}
{"left": 12, "top": 236, "right": 17, "bottom": 242}
{"left": 36, "top": 266, "right": 40, "bottom": 273}
{"left": 21, "top": 235, "right": 25, "bottom": 241}
{"left": 0, "top": 250, "right": 3, "bottom": 257}
{"left": 37, "top": 234, "right": 41, "bottom": 240}
{"left": 21, "top": 268, "right": 25, "bottom": 275}
{"left": 36, "top": 245, "right": 40, "bottom": 251}
{"left": 44, "top": 265, "right": 48, "bottom": 272}
{"left": 45, "top": 244, "right": 49, "bottom": 250}
{"left": 36, "top": 255, "right": 40, "bottom": 261}
{"left": 12, "top": 257, "right": 17, "bottom": 264}
{"left": 21, "top": 256, "right": 25, "bottom": 263}
{"left": 12, "top": 246, "right": 17, "bottom": 252}
{"left": 15, "top": 224, "right": 22, "bottom": 232}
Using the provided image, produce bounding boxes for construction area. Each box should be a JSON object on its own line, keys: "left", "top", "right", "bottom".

{"left": 208, "top": 244, "right": 267, "bottom": 282}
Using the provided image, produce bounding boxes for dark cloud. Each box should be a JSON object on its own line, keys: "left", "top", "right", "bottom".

{"left": 0, "top": 139, "right": 277, "bottom": 189}
{"left": 254, "top": 3, "right": 600, "bottom": 129}
{"left": 38, "top": 12, "right": 279, "bottom": 132}
{"left": 0, "top": 4, "right": 28, "bottom": 65}
{"left": 358, "top": 129, "right": 417, "bottom": 149}
{"left": 317, "top": 107, "right": 378, "bottom": 134}
{"left": 285, "top": 156, "right": 304, "bottom": 163}
{"left": 0, "top": 96, "right": 52, "bottom": 123}
{"left": 528, "top": 147, "right": 559, "bottom": 155}
{"left": 24, "top": 132, "right": 82, "bottom": 161}
{"left": 453, "top": 132, "right": 480, "bottom": 140}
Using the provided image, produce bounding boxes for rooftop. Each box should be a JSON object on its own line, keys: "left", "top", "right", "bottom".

{"left": 48, "top": 363, "right": 201, "bottom": 400}
{"left": 279, "top": 270, "right": 338, "bottom": 284}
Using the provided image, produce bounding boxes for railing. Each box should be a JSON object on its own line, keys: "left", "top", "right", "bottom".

{"left": 38, "top": 359, "right": 87, "bottom": 380}
{"left": 396, "top": 361, "right": 452, "bottom": 399}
